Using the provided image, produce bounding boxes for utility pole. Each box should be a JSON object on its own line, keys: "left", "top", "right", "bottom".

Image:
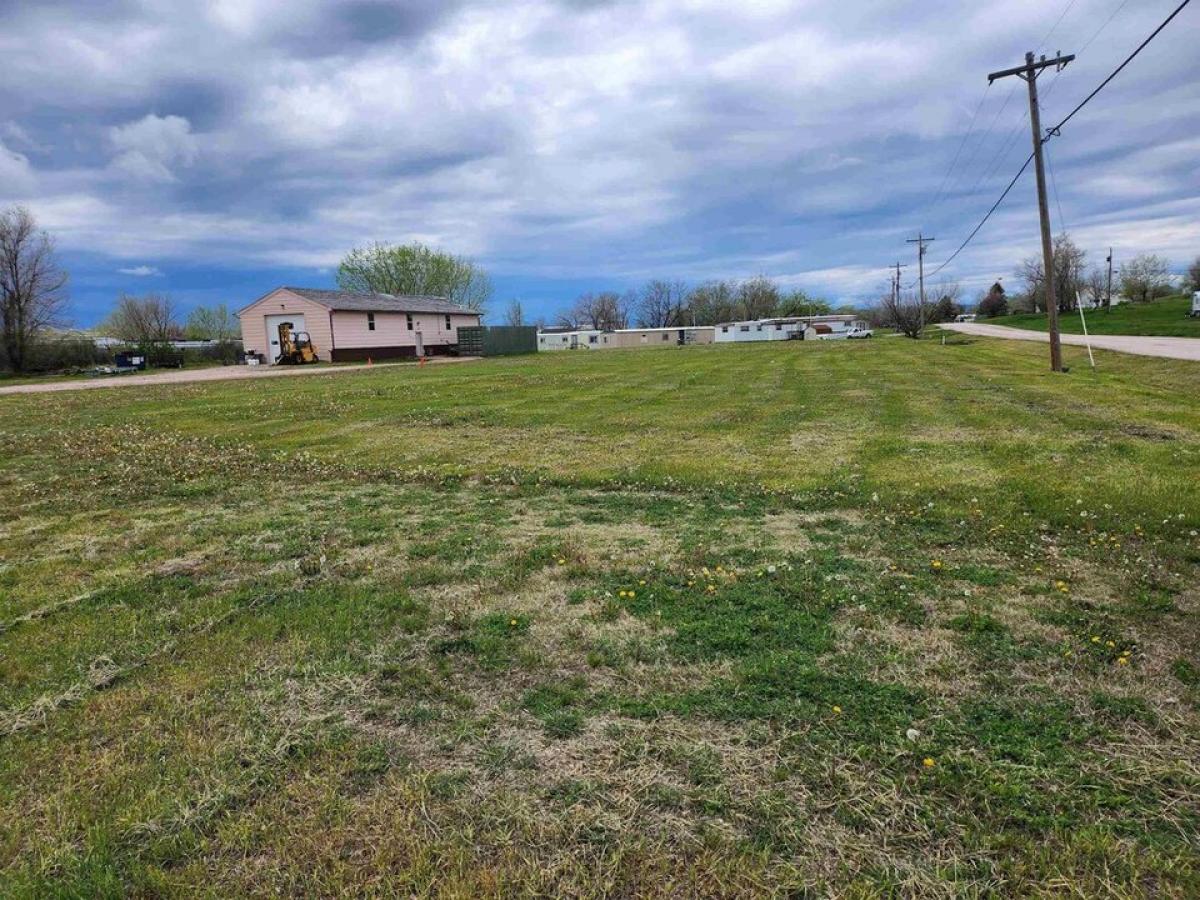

{"left": 890, "top": 262, "right": 907, "bottom": 307}
{"left": 1105, "top": 247, "right": 1113, "bottom": 309}
{"left": 989, "top": 50, "right": 1074, "bottom": 372}
{"left": 906, "top": 233, "right": 934, "bottom": 334}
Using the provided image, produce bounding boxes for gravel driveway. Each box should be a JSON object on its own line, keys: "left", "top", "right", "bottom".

{"left": 939, "top": 323, "right": 1200, "bottom": 362}
{"left": 0, "top": 357, "right": 477, "bottom": 396}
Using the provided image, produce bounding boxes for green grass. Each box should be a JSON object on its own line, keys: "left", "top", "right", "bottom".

{"left": 986, "top": 294, "right": 1200, "bottom": 337}
{"left": 2, "top": 336, "right": 1199, "bottom": 896}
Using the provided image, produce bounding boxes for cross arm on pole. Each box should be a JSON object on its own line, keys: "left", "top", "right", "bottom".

{"left": 988, "top": 52, "right": 1074, "bottom": 83}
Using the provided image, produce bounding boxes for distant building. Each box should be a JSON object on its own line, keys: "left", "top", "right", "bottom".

{"left": 597, "top": 326, "right": 714, "bottom": 348}
{"left": 537, "top": 329, "right": 604, "bottom": 350}
{"left": 713, "top": 315, "right": 861, "bottom": 343}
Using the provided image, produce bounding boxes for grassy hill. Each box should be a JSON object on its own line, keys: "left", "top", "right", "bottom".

{"left": 985, "top": 293, "right": 1199, "bottom": 337}
{"left": 2, "top": 339, "right": 1199, "bottom": 896}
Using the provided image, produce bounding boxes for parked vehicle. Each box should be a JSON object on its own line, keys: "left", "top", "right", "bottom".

{"left": 846, "top": 326, "right": 874, "bottom": 339}
{"left": 1191, "top": 291, "right": 1200, "bottom": 318}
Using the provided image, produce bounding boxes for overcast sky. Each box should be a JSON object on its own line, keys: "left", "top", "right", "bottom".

{"left": 2, "top": 0, "right": 1196, "bottom": 325}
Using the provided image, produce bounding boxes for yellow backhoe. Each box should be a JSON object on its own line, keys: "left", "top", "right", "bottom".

{"left": 275, "top": 322, "right": 319, "bottom": 364}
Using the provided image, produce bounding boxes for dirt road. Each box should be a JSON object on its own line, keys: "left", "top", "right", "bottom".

{"left": 0, "top": 357, "right": 477, "bottom": 396}
{"left": 939, "top": 323, "right": 1200, "bottom": 362}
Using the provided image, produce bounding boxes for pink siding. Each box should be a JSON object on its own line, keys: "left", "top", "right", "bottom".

{"left": 239, "top": 288, "right": 481, "bottom": 360}
{"left": 238, "top": 289, "right": 335, "bottom": 361}
{"left": 330, "top": 311, "right": 480, "bottom": 349}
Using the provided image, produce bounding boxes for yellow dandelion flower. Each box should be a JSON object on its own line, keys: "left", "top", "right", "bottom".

{"left": 508, "top": 618, "right": 518, "bottom": 627}
{"left": 1117, "top": 657, "right": 1129, "bottom": 666}
{"left": 629, "top": 591, "right": 636, "bottom": 599}
{"left": 832, "top": 705, "right": 842, "bottom": 715}
{"left": 1105, "top": 640, "right": 1115, "bottom": 648}
{"left": 931, "top": 560, "right": 943, "bottom": 569}
{"left": 618, "top": 590, "right": 627, "bottom": 598}
{"left": 923, "top": 757, "right": 936, "bottom": 768}
{"left": 1091, "top": 636, "right": 1101, "bottom": 643}
{"left": 639, "top": 579, "right": 646, "bottom": 586}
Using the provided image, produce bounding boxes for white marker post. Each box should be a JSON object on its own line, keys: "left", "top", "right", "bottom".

{"left": 1076, "top": 292, "right": 1095, "bottom": 370}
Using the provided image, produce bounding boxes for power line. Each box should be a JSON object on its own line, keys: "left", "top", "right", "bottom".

{"left": 925, "top": 0, "right": 1080, "bottom": 220}
{"left": 1048, "top": 0, "right": 1191, "bottom": 137}
{"left": 910, "top": 0, "right": 1191, "bottom": 284}
{"left": 927, "top": 84, "right": 992, "bottom": 213}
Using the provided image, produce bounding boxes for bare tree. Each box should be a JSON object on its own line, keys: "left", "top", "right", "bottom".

{"left": 594, "top": 291, "right": 630, "bottom": 330}
{"left": 880, "top": 288, "right": 928, "bottom": 339}
{"left": 1081, "top": 268, "right": 1108, "bottom": 309}
{"left": 503, "top": 298, "right": 524, "bottom": 326}
{"left": 1187, "top": 255, "right": 1200, "bottom": 293}
{"left": 736, "top": 276, "right": 781, "bottom": 319}
{"left": 1118, "top": 254, "right": 1174, "bottom": 303}
{"left": 0, "top": 206, "right": 69, "bottom": 372}
{"left": 554, "top": 307, "right": 582, "bottom": 329}
{"left": 1016, "top": 233, "right": 1087, "bottom": 313}
{"left": 103, "top": 293, "right": 181, "bottom": 345}
{"left": 635, "top": 280, "right": 687, "bottom": 328}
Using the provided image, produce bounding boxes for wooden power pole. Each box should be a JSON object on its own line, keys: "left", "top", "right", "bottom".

{"left": 891, "top": 262, "right": 907, "bottom": 307}
{"left": 1106, "top": 247, "right": 1114, "bottom": 309}
{"left": 906, "top": 233, "right": 934, "bottom": 335}
{"left": 989, "top": 51, "right": 1074, "bottom": 371}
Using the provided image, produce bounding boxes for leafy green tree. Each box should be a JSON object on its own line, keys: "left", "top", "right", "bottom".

{"left": 184, "top": 303, "right": 238, "bottom": 340}
{"left": 777, "top": 289, "right": 830, "bottom": 317}
{"left": 337, "top": 241, "right": 492, "bottom": 311}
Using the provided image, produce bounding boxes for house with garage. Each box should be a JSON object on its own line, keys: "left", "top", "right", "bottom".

{"left": 238, "top": 287, "right": 481, "bottom": 363}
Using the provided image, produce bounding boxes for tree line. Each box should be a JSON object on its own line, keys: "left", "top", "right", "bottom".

{"left": 505, "top": 277, "right": 844, "bottom": 331}
{"left": 972, "top": 234, "right": 1181, "bottom": 319}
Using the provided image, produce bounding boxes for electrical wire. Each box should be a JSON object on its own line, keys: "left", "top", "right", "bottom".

{"left": 908, "top": 0, "right": 1191, "bottom": 284}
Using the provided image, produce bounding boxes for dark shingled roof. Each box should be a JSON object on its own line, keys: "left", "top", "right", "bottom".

{"left": 282, "top": 287, "right": 479, "bottom": 315}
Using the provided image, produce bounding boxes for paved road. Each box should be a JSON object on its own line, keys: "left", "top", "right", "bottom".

{"left": 0, "top": 357, "right": 477, "bottom": 396}
{"left": 939, "top": 323, "right": 1200, "bottom": 362}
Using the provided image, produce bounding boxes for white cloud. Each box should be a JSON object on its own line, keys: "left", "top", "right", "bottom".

{"left": 0, "top": 0, "right": 1195, "bottom": 310}
{"left": 109, "top": 114, "right": 198, "bottom": 183}
{"left": 0, "top": 140, "right": 35, "bottom": 196}
{"left": 117, "top": 265, "right": 163, "bottom": 276}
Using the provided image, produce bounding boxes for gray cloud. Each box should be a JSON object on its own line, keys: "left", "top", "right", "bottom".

{"left": 0, "top": 0, "right": 1196, "bottom": 307}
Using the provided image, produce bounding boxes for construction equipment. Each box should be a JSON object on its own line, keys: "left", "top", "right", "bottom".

{"left": 275, "top": 322, "right": 319, "bottom": 364}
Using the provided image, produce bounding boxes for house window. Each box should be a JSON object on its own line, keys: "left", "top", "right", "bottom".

{"left": 406, "top": 314, "right": 413, "bottom": 331}
{"left": 756, "top": 325, "right": 763, "bottom": 331}
{"left": 739, "top": 325, "right": 750, "bottom": 333}
{"left": 662, "top": 333, "right": 669, "bottom": 341}
{"left": 562, "top": 336, "right": 568, "bottom": 343}
{"left": 445, "top": 315, "right": 451, "bottom": 330}
{"left": 775, "top": 323, "right": 783, "bottom": 330}
{"left": 721, "top": 326, "right": 729, "bottom": 333}
{"left": 367, "top": 313, "right": 376, "bottom": 331}
{"left": 589, "top": 335, "right": 598, "bottom": 344}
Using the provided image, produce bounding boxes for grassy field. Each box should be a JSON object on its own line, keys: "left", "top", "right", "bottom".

{"left": 2, "top": 337, "right": 1199, "bottom": 897}
{"left": 987, "top": 294, "right": 1200, "bottom": 337}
